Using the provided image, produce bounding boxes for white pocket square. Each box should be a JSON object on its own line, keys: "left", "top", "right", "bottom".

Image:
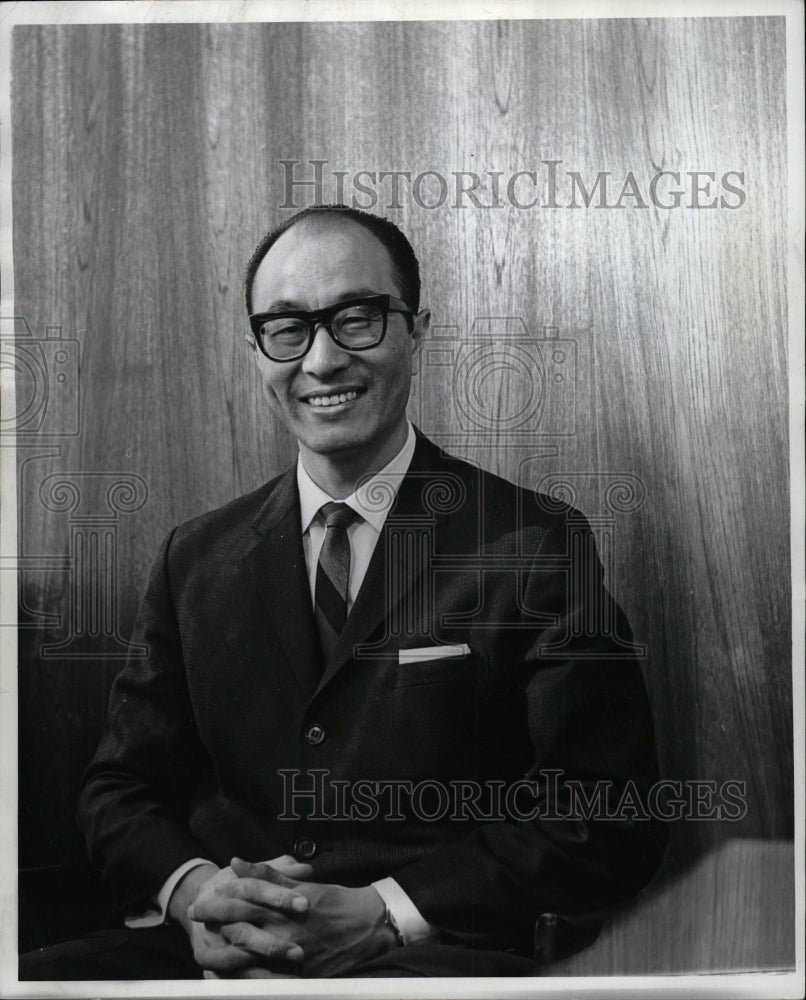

{"left": 398, "top": 644, "right": 471, "bottom": 664}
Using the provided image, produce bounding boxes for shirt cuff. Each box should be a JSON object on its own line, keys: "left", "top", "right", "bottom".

{"left": 371, "top": 876, "right": 436, "bottom": 946}
{"left": 124, "top": 858, "right": 214, "bottom": 928}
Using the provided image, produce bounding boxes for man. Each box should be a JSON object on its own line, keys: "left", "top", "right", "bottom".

{"left": 21, "top": 205, "right": 664, "bottom": 980}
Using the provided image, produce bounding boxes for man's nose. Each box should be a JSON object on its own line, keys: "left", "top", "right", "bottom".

{"left": 301, "top": 324, "right": 350, "bottom": 376}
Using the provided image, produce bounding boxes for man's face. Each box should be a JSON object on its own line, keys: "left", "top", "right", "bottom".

{"left": 249, "top": 220, "right": 428, "bottom": 466}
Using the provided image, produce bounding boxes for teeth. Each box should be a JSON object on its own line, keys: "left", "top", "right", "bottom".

{"left": 307, "top": 390, "right": 359, "bottom": 408}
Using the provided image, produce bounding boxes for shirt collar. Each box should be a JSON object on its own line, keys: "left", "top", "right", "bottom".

{"left": 297, "top": 422, "right": 416, "bottom": 535}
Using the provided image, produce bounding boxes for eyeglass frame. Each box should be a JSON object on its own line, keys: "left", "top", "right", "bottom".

{"left": 248, "top": 293, "right": 416, "bottom": 362}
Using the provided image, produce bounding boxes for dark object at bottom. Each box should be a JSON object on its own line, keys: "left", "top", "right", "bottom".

{"left": 19, "top": 862, "right": 114, "bottom": 953}
{"left": 534, "top": 911, "right": 602, "bottom": 965}
{"left": 19, "top": 926, "right": 540, "bottom": 979}
{"left": 18, "top": 864, "right": 601, "bottom": 979}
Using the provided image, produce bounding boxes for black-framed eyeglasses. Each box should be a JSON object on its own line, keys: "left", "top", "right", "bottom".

{"left": 249, "top": 294, "right": 415, "bottom": 362}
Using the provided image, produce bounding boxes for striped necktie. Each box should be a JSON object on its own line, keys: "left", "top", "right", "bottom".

{"left": 314, "top": 502, "right": 359, "bottom": 662}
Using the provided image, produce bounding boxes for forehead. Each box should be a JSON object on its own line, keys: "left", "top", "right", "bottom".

{"left": 252, "top": 219, "right": 400, "bottom": 311}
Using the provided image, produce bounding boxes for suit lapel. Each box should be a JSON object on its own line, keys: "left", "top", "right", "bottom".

{"left": 317, "top": 433, "right": 456, "bottom": 692}
{"left": 247, "top": 469, "right": 324, "bottom": 698}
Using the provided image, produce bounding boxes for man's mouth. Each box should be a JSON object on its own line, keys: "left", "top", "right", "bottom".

{"left": 302, "top": 388, "right": 363, "bottom": 408}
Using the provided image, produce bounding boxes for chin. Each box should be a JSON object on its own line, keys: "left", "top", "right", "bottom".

{"left": 301, "top": 426, "right": 375, "bottom": 455}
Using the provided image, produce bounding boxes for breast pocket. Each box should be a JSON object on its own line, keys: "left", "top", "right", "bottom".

{"left": 392, "top": 649, "right": 473, "bottom": 688}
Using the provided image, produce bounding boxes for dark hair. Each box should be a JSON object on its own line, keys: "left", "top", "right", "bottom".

{"left": 244, "top": 204, "right": 421, "bottom": 315}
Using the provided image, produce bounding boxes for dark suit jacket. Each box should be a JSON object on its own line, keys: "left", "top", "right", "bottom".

{"left": 78, "top": 430, "right": 665, "bottom": 960}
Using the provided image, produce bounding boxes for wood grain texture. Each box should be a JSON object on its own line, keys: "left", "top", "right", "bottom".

{"left": 11, "top": 18, "right": 792, "bottom": 970}
{"left": 543, "top": 839, "right": 795, "bottom": 974}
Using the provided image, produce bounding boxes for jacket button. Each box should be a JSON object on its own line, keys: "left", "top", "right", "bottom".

{"left": 304, "top": 724, "right": 325, "bottom": 745}
{"left": 293, "top": 837, "right": 318, "bottom": 860}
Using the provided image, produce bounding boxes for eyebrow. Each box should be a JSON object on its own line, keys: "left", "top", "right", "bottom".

{"left": 258, "top": 289, "right": 381, "bottom": 314}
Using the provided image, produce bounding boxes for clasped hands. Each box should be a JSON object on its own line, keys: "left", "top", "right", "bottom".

{"left": 175, "top": 856, "right": 397, "bottom": 978}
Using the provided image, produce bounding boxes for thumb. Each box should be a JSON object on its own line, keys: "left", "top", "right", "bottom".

{"left": 230, "top": 855, "right": 313, "bottom": 885}
{"left": 267, "top": 854, "right": 315, "bottom": 879}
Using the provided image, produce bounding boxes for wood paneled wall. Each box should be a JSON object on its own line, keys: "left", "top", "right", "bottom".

{"left": 12, "top": 17, "right": 792, "bottom": 966}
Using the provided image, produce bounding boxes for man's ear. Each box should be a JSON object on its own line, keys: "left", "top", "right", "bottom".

{"left": 410, "top": 309, "right": 430, "bottom": 376}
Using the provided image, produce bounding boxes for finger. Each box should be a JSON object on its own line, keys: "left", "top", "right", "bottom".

{"left": 219, "top": 921, "right": 304, "bottom": 964}
{"left": 202, "top": 959, "right": 299, "bottom": 980}
{"left": 262, "top": 855, "right": 315, "bottom": 880}
{"left": 188, "top": 897, "right": 277, "bottom": 926}
{"left": 231, "top": 876, "right": 309, "bottom": 913}
{"left": 191, "top": 878, "right": 308, "bottom": 919}
{"left": 237, "top": 968, "right": 301, "bottom": 979}
{"left": 231, "top": 856, "right": 308, "bottom": 887}
{"left": 194, "top": 941, "right": 260, "bottom": 974}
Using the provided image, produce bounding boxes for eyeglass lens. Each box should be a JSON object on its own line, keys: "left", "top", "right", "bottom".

{"left": 258, "top": 302, "right": 385, "bottom": 359}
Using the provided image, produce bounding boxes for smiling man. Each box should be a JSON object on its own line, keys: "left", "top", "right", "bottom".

{"left": 21, "top": 205, "right": 665, "bottom": 981}
{"left": 245, "top": 210, "right": 430, "bottom": 498}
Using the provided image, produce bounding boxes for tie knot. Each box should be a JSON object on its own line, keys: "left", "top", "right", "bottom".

{"left": 320, "top": 501, "right": 358, "bottom": 530}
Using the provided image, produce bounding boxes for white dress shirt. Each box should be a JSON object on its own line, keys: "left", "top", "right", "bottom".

{"left": 127, "top": 422, "right": 434, "bottom": 946}
{"left": 297, "top": 420, "right": 416, "bottom": 612}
